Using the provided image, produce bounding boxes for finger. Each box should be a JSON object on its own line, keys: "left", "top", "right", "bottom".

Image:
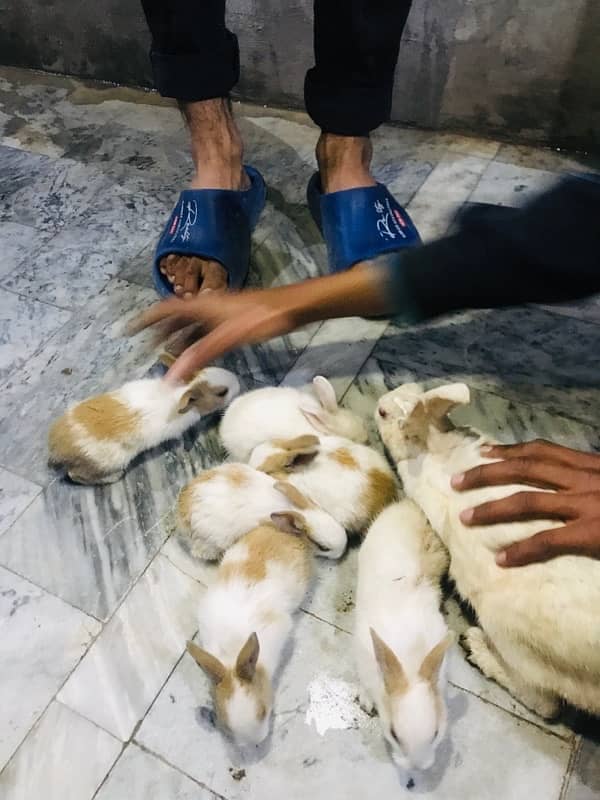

{"left": 497, "top": 519, "right": 600, "bottom": 567}
{"left": 452, "top": 459, "right": 584, "bottom": 492}
{"left": 481, "top": 439, "right": 600, "bottom": 472}
{"left": 127, "top": 297, "right": 203, "bottom": 335}
{"left": 460, "top": 490, "right": 580, "bottom": 526}
{"left": 165, "top": 305, "right": 280, "bottom": 383}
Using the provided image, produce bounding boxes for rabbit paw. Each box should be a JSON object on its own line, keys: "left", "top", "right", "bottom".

{"left": 357, "top": 689, "right": 377, "bottom": 717}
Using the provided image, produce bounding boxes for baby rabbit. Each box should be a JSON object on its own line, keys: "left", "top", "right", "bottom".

{"left": 220, "top": 375, "right": 367, "bottom": 462}
{"left": 376, "top": 382, "right": 600, "bottom": 719}
{"left": 177, "top": 459, "right": 347, "bottom": 560}
{"left": 186, "top": 514, "right": 314, "bottom": 746}
{"left": 355, "top": 501, "right": 451, "bottom": 771}
{"left": 250, "top": 434, "right": 398, "bottom": 534}
{"left": 48, "top": 359, "right": 239, "bottom": 485}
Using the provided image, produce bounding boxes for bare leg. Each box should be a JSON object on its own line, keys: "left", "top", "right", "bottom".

{"left": 316, "top": 134, "right": 376, "bottom": 194}
{"left": 159, "top": 98, "right": 249, "bottom": 298}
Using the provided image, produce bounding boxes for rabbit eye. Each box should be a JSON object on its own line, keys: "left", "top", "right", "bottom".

{"left": 378, "top": 407, "right": 388, "bottom": 419}
{"left": 214, "top": 387, "right": 229, "bottom": 398}
{"left": 390, "top": 728, "right": 402, "bottom": 747}
{"left": 314, "top": 541, "right": 329, "bottom": 552}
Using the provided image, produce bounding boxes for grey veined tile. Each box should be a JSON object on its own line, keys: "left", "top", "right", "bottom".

{"left": 96, "top": 744, "right": 218, "bottom": 800}
{"left": 0, "top": 567, "right": 100, "bottom": 771}
{"left": 0, "top": 468, "right": 42, "bottom": 537}
{"left": 136, "top": 611, "right": 570, "bottom": 800}
{"left": 0, "top": 287, "right": 71, "bottom": 384}
{"left": 59, "top": 555, "right": 203, "bottom": 740}
{"left": 469, "top": 160, "right": 558, "bottom": 207}
{"left": 373, "top": 307, "right": 600, "bottom": 428}
{"left": 0, "top": 702, "right": 120, "bottom": 800}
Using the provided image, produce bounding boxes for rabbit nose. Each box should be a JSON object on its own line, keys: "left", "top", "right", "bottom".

{"left": 378, "top": 407, "right": 388, "bottom": 419}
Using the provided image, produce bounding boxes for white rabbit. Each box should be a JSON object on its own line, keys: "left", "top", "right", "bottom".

{"left": 249, "top": 433, "right": 398, "bottom": 534}
{"left": 186, "top": 514, "right": 314, "bottom": 746}
{"left": 355, "top": 501, "right": 451, "bottom": 770}
{"left": 376, "top": 382, "right": 600, "bottom": 718}
{"left": 48, "top": 355, "right": 239, "bottom": 485}
{"left": 177, "top": 457, "right": 347, "bottom": 560}
{"left": 220, "top": 375, "right": 368, "bottom": 462}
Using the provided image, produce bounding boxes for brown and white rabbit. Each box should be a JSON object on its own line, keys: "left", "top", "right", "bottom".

{"left": 186, "top": 513, "right": 314, "bottom": 746}
{"left": 355, "top": 501, "right": 451, "bottom": 771}
{"left": 376, "top": 382, "right": 600, "bottom": 718}
{"left": 220, "top": 376, "right": 368, "bottom": 462}
{"left": 249, "top": 434, "right": 398, "bottom": 534}
{"left": 48, "top": 357, "right": 239, "bottom": 485}
{"left": 177, "top": 458, "right": 347, "bottom": 561}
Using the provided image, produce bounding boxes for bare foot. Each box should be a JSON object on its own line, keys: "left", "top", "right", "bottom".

{"left": 159, "top": 99, "right": 249, "bottom": 299}
{"left": 316, "top": 133, "right": 377, "bottom": 194}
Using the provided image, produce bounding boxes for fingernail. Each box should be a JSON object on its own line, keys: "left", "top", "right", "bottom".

{"left": 459, "top": 508, "right": 474, "bottom": 524}
{"left": 451, "top": 473, "right": 464, "bottom": 488}
{"left": 201, "top": 288, "right": 213, "bottom": 294}
{"left": 480, "top": 445, "right": 493, "bottom": 454}
{"left": 183, "top": 292, "right": 192, "bottom": 300}
{"left": 496, "top": 551, "right": 507, "bottom": 566}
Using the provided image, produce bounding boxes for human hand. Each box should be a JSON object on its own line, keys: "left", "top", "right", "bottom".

{"left": 451, "top": 439, "right": 600, "bottom": 567}
{"left": 129, "top": 263, "right": 392, "bottom": 383}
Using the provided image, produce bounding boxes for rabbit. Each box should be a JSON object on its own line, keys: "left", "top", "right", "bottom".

{"left": 48, "top": 355, "right": 240, "bottom": 485}
{"left": 249, "top": 433, "right": 398, "bottom": 534}
{"left": 186, "top": 513, "right": 314, "bottom": 746}
{"left": 355, "top": 500, "right": 451, "bottom": 770}
{"left": 376, "top": 382, "right": 600, "bottom": 719}
{"left": 177, "top": 459, "right": 347, "bottom": 560}
{"left": 220, "top": 375, "right": 368, "bottom": 462}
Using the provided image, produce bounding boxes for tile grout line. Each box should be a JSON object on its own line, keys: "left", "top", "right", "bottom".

{"left": 558, "top": 736, "right": 582, "bottom": 800}
{"left": 448, "top": 681, "right": 575, "bottom": 743}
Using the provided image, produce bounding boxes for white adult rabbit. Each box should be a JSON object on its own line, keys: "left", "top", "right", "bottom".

{"left": 355, "top": 501, "right": 451, "bottom": 770}
{"left": 48, "top": 357, "right": 239, "bottom": 485}
{"left": 376, "top": 382, "right": 600, "bottom": 718}
{"left": 177, "top": 458, "right": 347, "bottom": 560}
{"left": 186, "top": 513, "right": 314, "bottom": 746}
{"left": 250, "top": 433, "right": 398, "bottom": 534}
{"left": 220, "top": 375, "right": 367, "bottom": 462}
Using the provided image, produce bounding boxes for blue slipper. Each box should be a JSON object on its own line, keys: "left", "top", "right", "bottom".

{"left": 307, "top": 173, "right": 421, "bottom": 273}
{"left": 153, "top": 165, "right": 267, "bottom": 297}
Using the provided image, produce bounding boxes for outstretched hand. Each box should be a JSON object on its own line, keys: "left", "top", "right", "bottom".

{"left": 128, "top": 263, "right": 393, "bottom": 383}
{"left": 452, "top": 439, "right": 600, "bottom": 567}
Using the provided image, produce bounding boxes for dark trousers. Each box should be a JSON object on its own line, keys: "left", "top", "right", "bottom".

{"left": 140, "top": 0, "right": 413, "bottom": 136}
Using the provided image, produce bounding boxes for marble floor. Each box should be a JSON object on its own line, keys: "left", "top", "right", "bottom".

{"left": 1, "top": 64, "right": 599, "bottom": 800}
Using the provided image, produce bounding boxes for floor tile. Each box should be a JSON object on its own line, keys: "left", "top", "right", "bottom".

{"left": 0, "top": 567, "right": 100, "bottom": 770}
{"left": 137, "top": 612, "right": 570, "bottom": 800}
{"left": 469, "top": 160, "right": 558, "bottom": 207}
{"left": 537, "top": 295, "right": 600, "bottom": 326}
{"left": 0, "top": 145, "right": 52, "bottom": 198}
{"left": 406, "top": 155, "right": 491, "bottom": 241}
{"left": 0, "top": 468, "right": 41, "bottom": 537}
{"left": 495, "top": 143, "right": 599, "bottom": 174}
{"left": 96, "top": 744, "right": 218, "bottom": 800}
{"left": 0, "top": 286, "right": 71, "bottom": 384}
{"left": 563, "top": 738, "right": 600, "bottom": 800}
{"left": 373, "top": 308, "right": 600, "bottom": 427}
{"left": 0, "top": 152, "right": 112, "bottom": 232}
{"left": 0, "top": 221, "right": 52, "bottom": 280}
{"left": 59, "top": 555, "right": 203, "bottom": 740}
{"left": 0, "top": 702, "right": 120, "bottom": 800}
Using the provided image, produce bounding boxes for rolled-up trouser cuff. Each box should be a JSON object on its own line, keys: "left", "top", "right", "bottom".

{"left": 150, "top": 31, "right": 240, "bottom": 102}
{"left": 304, "top": 69, "right": 394, "bottom": 136}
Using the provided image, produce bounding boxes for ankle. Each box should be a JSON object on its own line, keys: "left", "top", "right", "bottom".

{"left": 180, "top": 98, "right": 247, "bottom": 191}
{"left": 316, "top": 133, "right": 376, "bottom": 193}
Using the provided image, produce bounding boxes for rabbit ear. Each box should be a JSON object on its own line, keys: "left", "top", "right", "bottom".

{"left": 187, "top": 641, "right": 226, "bottom": 684}
{"left": 393, "top": 383, "right": 470, "bottom": 440}
{"left": 312, "top": 376, "right": 338, "bottom": 413}
{"left": 178, "top": 382, "right": 229, "bottom": 414}
{"left": 270, "top": 510, "right": 309, "bottom": 537}
{"left": 419, "top": 633, "right": 453, "bottom": 683}
{"left": 273, "top": 481, "right": 315, "bottom": 510}
{"left": 370, "top": 628, "right": 408, "bottom": 696}
{"left": 236, "top": 632, "right": 260, "bottom": 682}
{"left": 272, "top": 434, "right": 320, "bottom": 452}
{"left": 257, "top": 440, "right": 319, "bottom": 476}
{"left": 177, "top": 390, "right": 195, "bottom": 413}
